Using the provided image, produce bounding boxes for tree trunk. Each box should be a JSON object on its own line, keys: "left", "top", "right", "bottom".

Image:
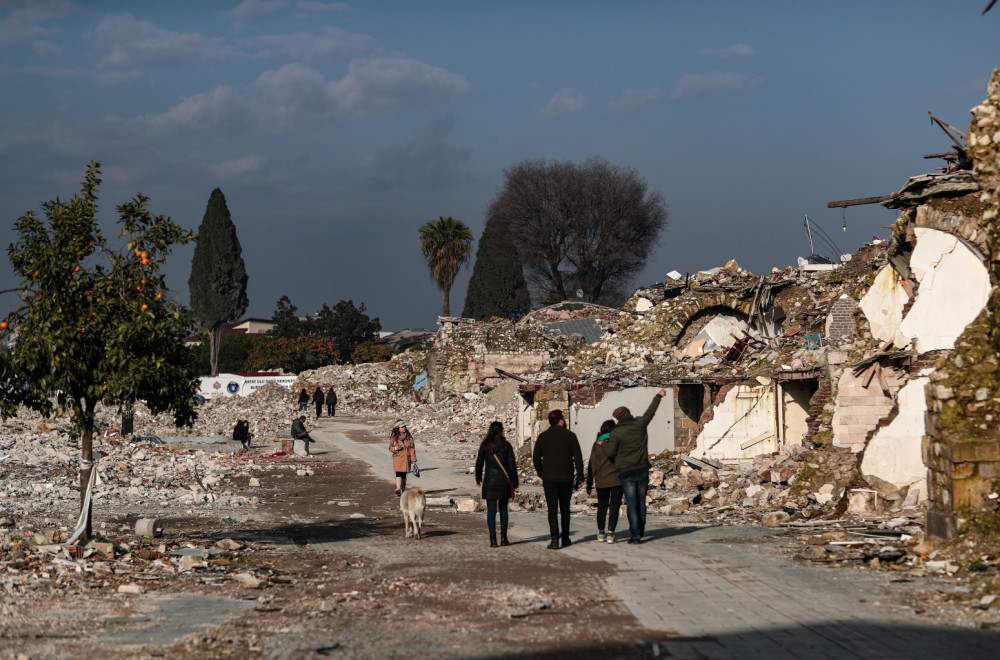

{"left": 209, "top": 323, "right": 223, "bottom": 376}
{"left": 441, "top": 287, "right": 450, "bottom": 317}
{"left": 77, "top": 402, "right": 95, "bottom": 542}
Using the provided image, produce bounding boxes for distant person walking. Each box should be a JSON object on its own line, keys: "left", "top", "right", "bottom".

{"left": 533, "top": 409, "right": 583, "bottom": 550}
{"left": 602, "top": 389, "right": 667, "bottom": 544}
{"left": 389, "top": 420, "right": 417, "bottom": 495}
{"left": 291, "top": 415, "right": 315, "bottom": 456}
{"left": 587, "top": 420, "right": 622, "bottom": 543}
{"left": 297, "top": 388, "right": 309, "bottom": 412}
{"left": 312, "top": 387, "right": 325, "bottom": 419}
{"left": 475, "top": 421, "right": 519, "bottom": 548}
{"left": 326, "top": 388, "right": 337, "bottom": 417}
{"left": 233, "top": 419, "right": 252, "bottom": 451}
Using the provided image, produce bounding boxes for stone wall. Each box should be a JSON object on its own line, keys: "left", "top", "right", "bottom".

{"left": 428, "top": 318, "right": 564, "bottom": 397}
{"left": 923, "top": 67, "right": 1000, "bottom": 540}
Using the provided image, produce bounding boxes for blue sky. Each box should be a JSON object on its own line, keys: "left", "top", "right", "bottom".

{"left": 1, "top": 1, "right": 997, "bottom": 331}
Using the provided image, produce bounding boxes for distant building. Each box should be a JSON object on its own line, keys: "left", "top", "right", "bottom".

{"left": 184, "top": 317, "right": 275, "bottom": 346}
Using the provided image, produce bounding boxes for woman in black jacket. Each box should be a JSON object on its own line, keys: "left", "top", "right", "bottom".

{"left": 475, "top": 421, "right": 519, "bottom": 548}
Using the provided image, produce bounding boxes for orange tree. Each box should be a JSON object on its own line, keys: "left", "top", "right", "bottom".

{"left": 0, "top": 162, "right": 198, "bottom": 542}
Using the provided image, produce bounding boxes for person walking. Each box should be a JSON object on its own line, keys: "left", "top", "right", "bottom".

{"left": 389, "top": 420, "right": 417, "bottom": 495}
{"left": 586, "top": 420, "right": 622, "bottom": 543}
{"left": 312, "top": 386, "right": 325, "bottom": 419}
{"left": 233, "top": 419, "right": 252, "bottom": 451}
{"left": 326, "top": 388, "right": 337, "bottom": 417}
{"left": 297, "top": 388, "right": 309, "bottom": 412}
{"left": 475, "top": 421, "right": 519, "bottom": 548}
{"left": 291, "top": 415, "right": 315, "bottom": 456}
{"left": 602, "top": 388, "right": 667, "bottom": 544}
{"left": 532, "top": 409, "right": 583, "bottom": 550}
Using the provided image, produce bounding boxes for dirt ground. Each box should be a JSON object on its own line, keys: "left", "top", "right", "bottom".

{"left": 0, "top": 424, "right": 671, "bottom": 660}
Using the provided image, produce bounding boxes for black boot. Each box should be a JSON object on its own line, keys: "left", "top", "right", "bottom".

{"left": 561, "top": 535, "right": 572, "bottom": 548}
{"left": 546, "top": 535, "right": 560, "bottom": 550}
{"left": 500, "top": 533, "right": 509, "bottom": 546}
{"left": 490, "top": 535, "right": 498, "bottom": 548}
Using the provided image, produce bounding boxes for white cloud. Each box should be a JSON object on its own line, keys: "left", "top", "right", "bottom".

{"left": 93, "top": 13, "right": 374, "bottom": 66}
{"left": 225, "top": 0, "right": 292, "bottom": 22}
{"left": 295, "top": 1, "right": 350, "bottom": 13}
{"left": 538, "top": 88, "right": 586, "bottom": 119}
{"left": 32, "top": 40, "right": 61, "bottom": 56}
{"left": 241, "top": 26, "right": 375, "bottom": 60}
{"left": 671, "top": 72, "right": 762, "bottom": 100}
{"left": 207, "top": 154, "right": 268, "bottom": 183}
{"left": 134, "top": 59, "right": 469, "bottom": 135}
{"left": 696, "top": 43, "right": 753, "bottom": 58}
{"left": 0, "top": 0, "right": 77, "bottom": 47}
{"left": 94, "top": 13, "right": 230, "bottom": 66}
{"left": 604, "top": 88, "right": 662, "bottom": 114}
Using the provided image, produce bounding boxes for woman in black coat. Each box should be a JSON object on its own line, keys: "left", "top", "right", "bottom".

{"left": 475, "top": 421, "right": 519, "bottom": 548}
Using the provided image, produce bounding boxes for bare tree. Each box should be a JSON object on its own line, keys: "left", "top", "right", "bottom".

{"left": 488, "top": 157, "right": 668, "bottom": 305}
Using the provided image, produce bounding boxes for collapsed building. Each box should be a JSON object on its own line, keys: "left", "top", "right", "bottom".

{"left": 423, "top": 67, "right": 1000, "bottom": 540}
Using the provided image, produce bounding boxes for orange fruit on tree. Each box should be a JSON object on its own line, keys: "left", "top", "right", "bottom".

{"left": 156, "top": 293, "right": 163, "bottom": 299}
{"left": 0, "top": 322, "right": 7, "bottom": 329}
{"left": 74, "top": 265, "right": 81, "bottom": 272}
{"left": 141, "top": 258, "right": 149, "bottom": 265}
{"left": 141, "top": 304, "right": 148, "bottom": 310}
{"left": 141, "top": 251, "right": 148, "bottom": 259}
{"left": 136, "top": 285, "right": 142, "bottom": 292}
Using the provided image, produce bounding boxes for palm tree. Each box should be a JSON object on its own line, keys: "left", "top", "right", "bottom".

{"left": 419, "top": 216, "right": 474, "bottom": 317}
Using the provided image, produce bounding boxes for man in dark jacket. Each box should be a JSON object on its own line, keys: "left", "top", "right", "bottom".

{"left": 532, "top": 409, "right": 584, "bottom": 549}
{"left": 326, "top": 388, "right": 337, "bottom": 417}
{"left": 312, "top": 387, "right": 325, "bottom": 419}
{"left": 603, "top": 388, "right": 667, "bottom": 544}
{"left": 291, "top": 415, "right": 314, "bottom": 456}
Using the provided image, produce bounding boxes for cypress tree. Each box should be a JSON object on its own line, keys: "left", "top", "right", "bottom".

{"left": 462, "top": 216, "right": 531, "bottom": 320}
{"left": 188, "top": 188, "right": 249, "bottom": 376}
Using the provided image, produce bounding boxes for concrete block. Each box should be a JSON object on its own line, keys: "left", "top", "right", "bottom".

{"left": 293, "top": 439, "right": 309, "bottom": 456}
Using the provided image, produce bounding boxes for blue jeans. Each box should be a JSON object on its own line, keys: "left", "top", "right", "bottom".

{"left": 298, "top": 401, "right": 308, "bottom": 411}
{"left": 620, "top": 468, "right": 649, "bottom": 540}
{"left": 486, "top": 499, "right": 509, "bottom": 536}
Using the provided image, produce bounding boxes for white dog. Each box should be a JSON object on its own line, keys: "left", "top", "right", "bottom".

{"left": 400, "top": 488, "right": 426, "bottom": 540}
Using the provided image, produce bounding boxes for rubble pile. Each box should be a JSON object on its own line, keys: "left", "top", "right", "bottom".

{"left": 296, "top": 351, "right": 427, "bottom": 416}
{"left": 0, "top": 406, "right": 308, "bottom": 526}
{"left": 0, "top": 518, "right": 290, "bottom": 599}
{"left": 568, "top": 255, "right": 888, "bottom": 383}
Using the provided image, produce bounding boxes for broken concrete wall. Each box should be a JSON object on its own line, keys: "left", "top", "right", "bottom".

{"left": 895, "top": 228, "right": 991, "bottom": 352}
{"left": 860, "top": 370, "right": 933, "bottom": 500}
{"left": 428, "top": 318, "right": 564, "bottom": 397}
{"left": 693, "top": 384, "right": 778, "bottom": 461}
{"left": 924, "top": 67, "right": 1000, "bottom": 540}
{"left": 858, "top": 265, "right": 908, "bottom": 344}
{"left": 831, "top": 368, "right": 897, "bottom": 453}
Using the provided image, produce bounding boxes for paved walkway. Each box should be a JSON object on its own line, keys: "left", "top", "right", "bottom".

{"left": 312, "top": 417, "right": 1000, "bottom": 659}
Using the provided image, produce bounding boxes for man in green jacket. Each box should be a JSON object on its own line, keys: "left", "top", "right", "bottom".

{"left": 533, "top": 409, "right": 584, "bottom": 550}
{"left": 603, "top": 388, "right": 667, "bottom": 544}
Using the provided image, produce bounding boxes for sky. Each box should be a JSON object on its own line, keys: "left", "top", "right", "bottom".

{"left": 0, "top": 1, "right": 997, "bottom": 332}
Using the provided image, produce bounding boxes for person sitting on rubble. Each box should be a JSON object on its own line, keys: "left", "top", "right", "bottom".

{"left": 233, "top": 419, "right": 252, "bottom": 451}
{"left": 291, "top": 415, "right": 315, "bottom": 456}
{"left": 389, "top": 420, "right": 417, "bottom": 495}
{"left": 297, "top": 388, "right": 309, "bottom": 412}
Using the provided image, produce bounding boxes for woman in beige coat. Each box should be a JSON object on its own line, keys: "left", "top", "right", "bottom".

{"left": 389, "top": 420, "right": 417, "bottom": 495}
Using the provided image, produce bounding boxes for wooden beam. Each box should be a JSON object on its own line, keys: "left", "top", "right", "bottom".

{"left": 827, "top": 195, "right": 892, "bottom": 208}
